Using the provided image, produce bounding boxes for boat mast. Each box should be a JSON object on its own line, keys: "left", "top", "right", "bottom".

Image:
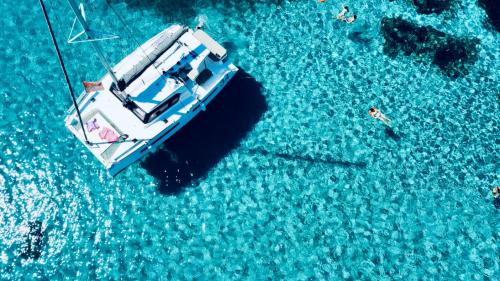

{"left": 39, "top": 0, "right": 90, "bottom": 144}
{"left": 66, "top": 0, "right": 119, "bottom": 85}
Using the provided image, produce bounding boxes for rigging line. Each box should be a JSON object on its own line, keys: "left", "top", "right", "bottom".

{"left": 61, "top": 1, "right": 118, "bottom": 91}
{"left": 48, "top": 0, "right": 88, "bottom": 97}
{"left": 87, "top": 0, "right": 99, "bottom": 10}
{"left": 40, "top": 0, "right": 90, "bottom": 144}
{"left": 103, "top": 0, "right": 171, "bottom": 79}
{"left": 103, "top": 0, "right": 149, "bottom": 52}
{"left": 102, "top": 0, "right": 143, "bottom": 38}
{"left": 48, "top": 0, "right": 79, "bottom": 79}
{"left": 48, "top": 0, "right": 64, "bottom": 29}
{"left": 87, "top": 0, "right": 118, "bottom": 33}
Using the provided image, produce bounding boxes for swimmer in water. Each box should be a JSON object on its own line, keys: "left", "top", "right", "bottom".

{"left": 369, "top": 107, "right": 392, "bottom": 127}
{"left": 493, "top": 187, "right": 500, "bottom": 198}
{"left": 336, "top": 6, "right": 357, "bottom": 24}
{"left": 344, "top": 15, "right": 357, "bottom": 24}
{"left": 195, "top": 15, "right": 207, "bottom": 30}
{"left": 493, "top": 187, "right": 500, "bottom": 209}
{"left": 336, "top": 6, "right": 349, "bottom": 20}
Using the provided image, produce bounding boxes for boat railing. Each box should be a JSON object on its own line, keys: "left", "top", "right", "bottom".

{"left": 112, "top": 141, "right": 146, "bottom": 163}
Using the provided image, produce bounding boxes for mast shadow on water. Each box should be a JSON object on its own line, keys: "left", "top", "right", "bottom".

{"left": 242, "top": 148, "right": 368, "bottom": 168}
{"left": 141, "top": 69, "right": 267, "bottom": 195}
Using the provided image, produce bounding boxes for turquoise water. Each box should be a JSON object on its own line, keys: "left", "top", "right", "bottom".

{"left": 1, "top": 0, "right": 499, "bottom": 279}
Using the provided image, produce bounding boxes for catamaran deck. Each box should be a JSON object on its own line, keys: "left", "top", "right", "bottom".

{"left": 66, "top": 26, "right": 238, "bottom": 170}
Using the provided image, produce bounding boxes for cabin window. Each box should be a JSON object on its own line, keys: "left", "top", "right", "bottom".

{"left": 145, "top": 93, "right": 181, "bottom": 123}
{"left": 132, "top": 106, "right": 147, "bottom": 121}
{"left": 195, "top": 69, "right": 213, "bottom": 85}
{"left": 208, "top": 52, "right": 221, "bottom": 61}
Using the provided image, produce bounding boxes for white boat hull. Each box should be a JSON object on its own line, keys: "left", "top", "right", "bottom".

{"left": 64, "top": 25, "right": 239, "bottom": 176}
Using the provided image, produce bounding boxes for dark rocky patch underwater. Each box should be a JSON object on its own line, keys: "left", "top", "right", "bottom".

{"left": 380, "top": 17, "right": 480, "bottom": 78}
{"left": 478, "top": 0, "right": 500, "bottom": 32}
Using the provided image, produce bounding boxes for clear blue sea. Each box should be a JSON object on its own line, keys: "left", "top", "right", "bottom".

{"left": 1, "top": 0, "right": 499, "bottom": 280}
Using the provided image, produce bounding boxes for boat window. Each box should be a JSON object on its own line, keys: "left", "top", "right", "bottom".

{"left": 195, "top": 69, "right": 213, "bottom": 85}
{"left": 208, "top": 52, "right": 221, "bottom": 61}
{"left": 145, "top": 93, "right": 181, "bottom": 123}
{"left": 132, "top": 106, "right": 147, "bottom": 121}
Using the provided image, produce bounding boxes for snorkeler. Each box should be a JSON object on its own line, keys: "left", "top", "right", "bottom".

{"left": 369, "top": 107, "right": 392, "bottom": 127}
{"left": 336, "top": 5, "right": 357, "bottom": 24}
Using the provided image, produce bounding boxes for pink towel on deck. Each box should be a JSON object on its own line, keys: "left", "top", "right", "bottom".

{"left": 85, "top": 118, "right": 99, "bottom": 132}
{"left": 99, "top": 127, "right": 120, "bottom": 142}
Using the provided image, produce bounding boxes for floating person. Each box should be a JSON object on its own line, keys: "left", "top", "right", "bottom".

{"left": 195, "top": 15, "right": 207, "bottom": 30}
{"left": 369, "top": 107, "right": 392, "bottom": 127}
{"left": 493, "top": 187, "right": 500, "bottom": 197}
{"left": 336, "top": 6, "right": 357, "bottom": 24}
{"left": 336, "top": 6, "right": 349, "bottom": 20}
{"left": 493, "top": 187, "right": 500, "bottom": 209}
{"left": 344, "top": 15, "right": 357, "bottom": 24}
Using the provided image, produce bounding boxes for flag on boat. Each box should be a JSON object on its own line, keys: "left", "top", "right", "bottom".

{"left": 83, "top": 81, "right": 104, "bottom": 93}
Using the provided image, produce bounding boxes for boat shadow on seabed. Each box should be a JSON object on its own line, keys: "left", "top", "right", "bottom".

{"left": 141, "top": 69, "right": 268, "bottom": 195}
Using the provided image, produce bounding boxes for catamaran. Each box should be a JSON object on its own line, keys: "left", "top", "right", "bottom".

{"left": 40, "top": 0, "right": 238, "bottom": 176}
